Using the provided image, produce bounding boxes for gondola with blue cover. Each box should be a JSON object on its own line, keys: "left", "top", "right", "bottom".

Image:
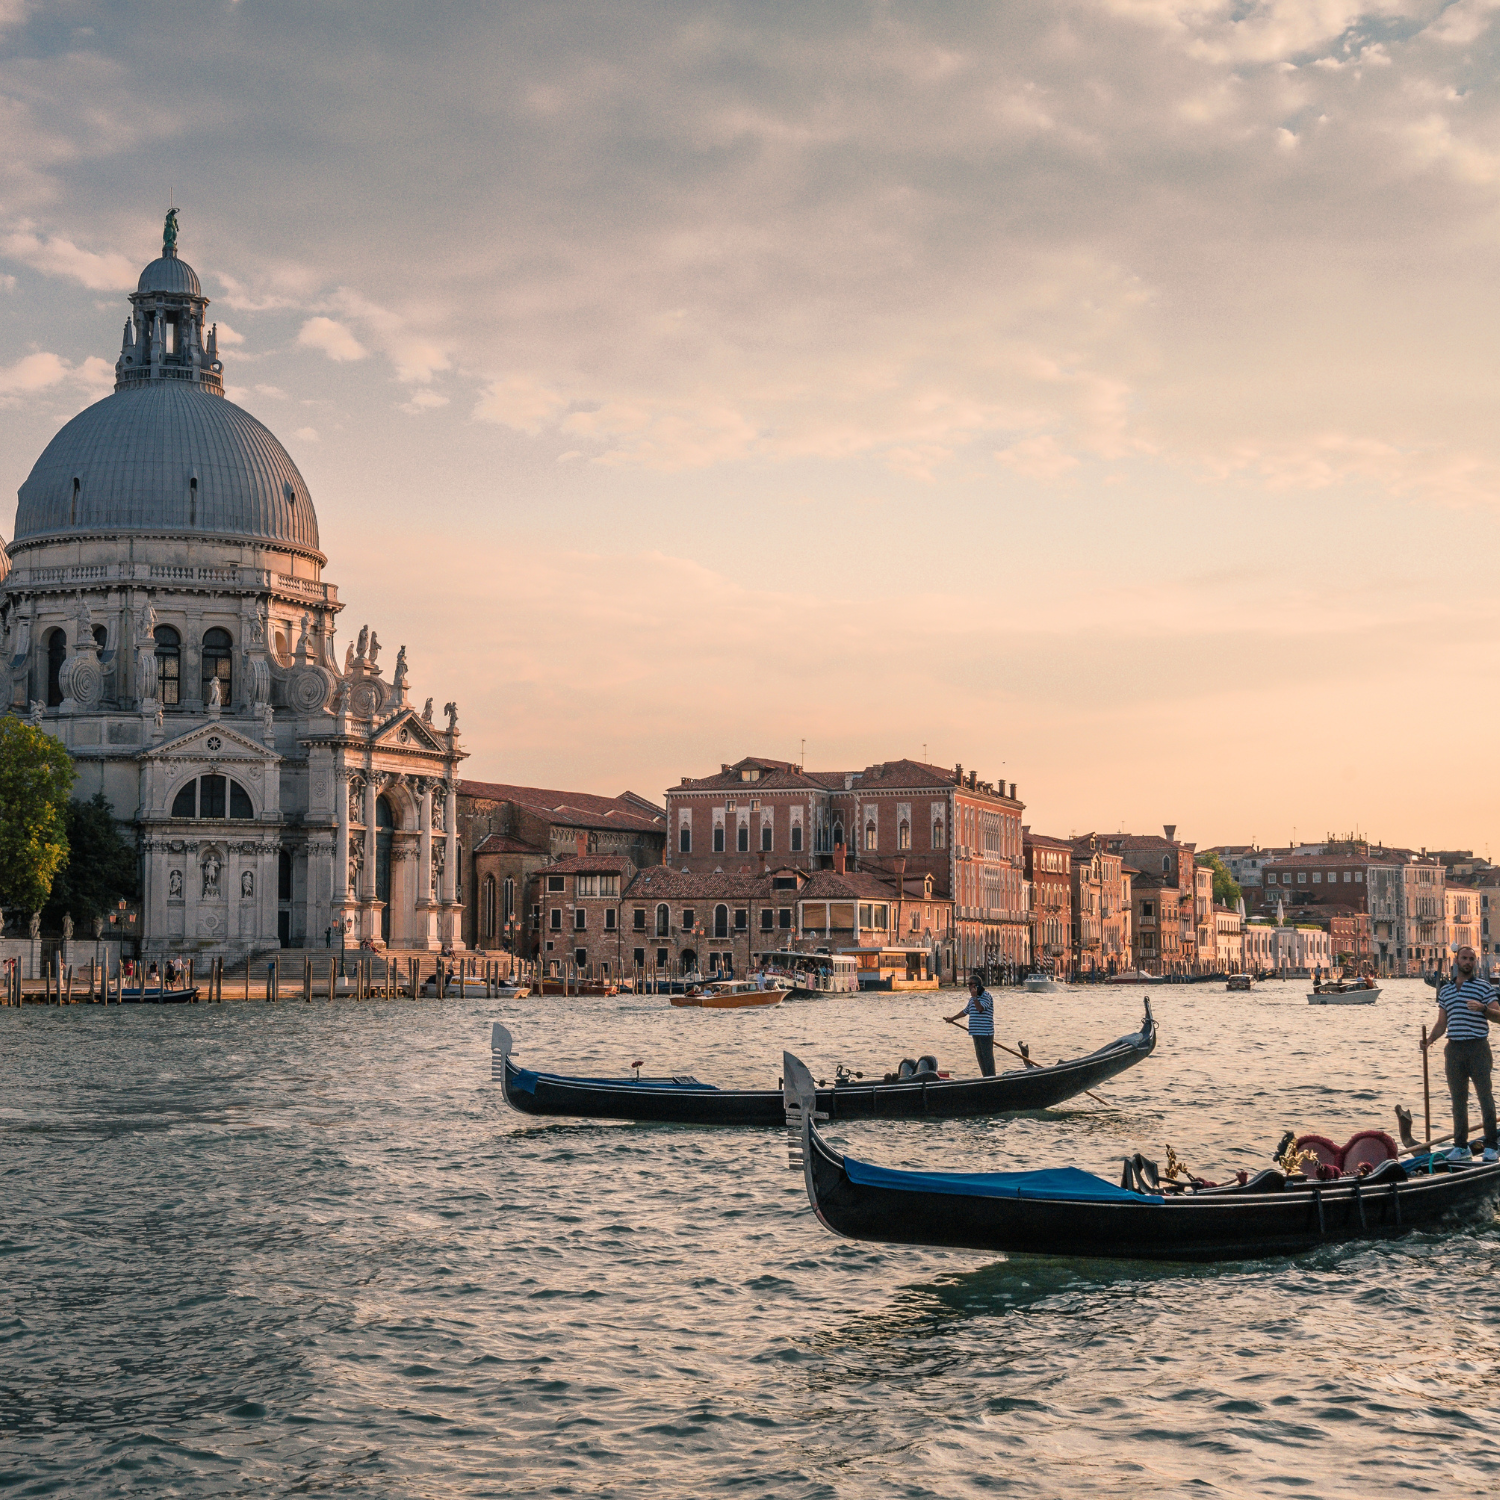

{"left": 783, "top": 1051, "right": 1500, "bottom": 1262}
{"left": 490, "top": 1002, "right": 1155, "bottom": 1126}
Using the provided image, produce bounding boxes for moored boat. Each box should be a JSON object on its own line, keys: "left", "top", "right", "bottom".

{"left": 1308, "top": 981, "right": 1379, "bottom": 1006}
{"left": 489, "top": 1001, "right": 1156, "bottom": 1125}
{"left": 782, "top": 1052, "right": 1500, "bottom": 1261}
{"left": 671, "top": 979, "right": 785, "bottom": 1009}
{"left": 117, "top": 986, "right": 200, "bottom": 1004}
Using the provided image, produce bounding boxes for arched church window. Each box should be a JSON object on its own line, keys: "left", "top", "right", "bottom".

{"left": 201, "top": 627, "right": 233, "bottom": 705}
{"left": 503, "top": 877, "right": 515, "bottom": 922}
{"left": 655, "top": 903, "right": 670, "bottom": 938}
{"left": 898, "top": 820, "right": 911, "bottom": 851}
{"left": 154, "top": 626, "right": 181, "bottom": 707}
{"left": 45, "top": 628, "right": 66, "bottom": 707}
{"left": 169, "top": 775, "right": 255, "bottom": 820}
{"left": 483, "top": 876, "right": 497, "bottom": 939}
{"left": 714, "top": 904, "right": 729, "bottom": 938}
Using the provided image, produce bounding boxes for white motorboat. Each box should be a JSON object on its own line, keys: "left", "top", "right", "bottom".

{"left": 1308, "top": 983, "right": 1379, "bottom": 1006}
{"left": 1023, "top": 975, "right": 1058, "bottom": 994}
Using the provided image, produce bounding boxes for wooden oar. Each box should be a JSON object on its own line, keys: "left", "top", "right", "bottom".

{"left": 943, "top": 1016, "right": 1108, "bottom": 1106}
{"left": 1422, "top": 1023, "right": 1432, "bottom": 1156}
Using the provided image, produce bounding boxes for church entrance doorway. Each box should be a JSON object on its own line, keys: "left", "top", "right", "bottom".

{"left": 376, "top": 796, "right": 394, "bottom": 942}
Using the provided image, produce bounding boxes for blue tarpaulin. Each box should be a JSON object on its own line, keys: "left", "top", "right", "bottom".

{"left": 843, "top": 1157, "right": 1162, "bottom": 1204}
{"left": 511, "top": 1068, "right": 720, "bottom": 1094}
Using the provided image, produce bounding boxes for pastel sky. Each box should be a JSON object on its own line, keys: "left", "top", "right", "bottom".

{"left": 2, "top": 1, "right": 1499, "bottom": 852}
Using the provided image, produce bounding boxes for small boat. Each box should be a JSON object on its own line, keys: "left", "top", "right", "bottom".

{"left": 1108, "top": 970, "right": 1157, "bottom": 985}
{"left": 418, "top": 977, "right": 532, "bottom": 998}
{"left": 116, "top": 986, "right": 200, "bottom": 1004}
{"left": 784, "top": 1053, "right": 1500, "bottom": 1261}
{"left": 670, "top": 979, "right": 784, "bottom": 1009}
{"left": 753, "top": 952, "right": 860, "bottom": 998}
{"left": 530, "top": 978, "right": 619, "bottom": 996}
{"left": 489, "top": 1001, "right": 1156, "bottom": 1125}
{"left": 1308, "top": 981, "right": 1379, "bottom": 1006}
{"left": 1023, "top": 975, "right": 1058, "bottom": 994}
{"left": 1225, "top": 974, "right": 1253, "bottom": 992}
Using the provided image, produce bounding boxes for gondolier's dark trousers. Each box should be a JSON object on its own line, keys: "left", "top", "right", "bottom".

{"left": 972, "top": 1036, "right": 996, "bottom": 1077}
{"left": 1444, "top": 1038, "right": 1498, "bottom": 1149}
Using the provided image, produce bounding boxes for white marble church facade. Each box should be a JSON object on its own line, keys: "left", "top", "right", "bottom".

{"left": 0, "top": 215, "right": 466, "bottom": 961}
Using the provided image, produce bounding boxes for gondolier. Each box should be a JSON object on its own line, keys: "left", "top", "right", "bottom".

{"left": 946, "top": 974, "right": 996, "bottom": 1077}
{"left": 1421, "top": 945, "right": 1500, "bottom": 1163}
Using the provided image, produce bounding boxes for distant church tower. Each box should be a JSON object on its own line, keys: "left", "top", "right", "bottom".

{"left": 1, "top": 212, "right": 466, "bottom": 960}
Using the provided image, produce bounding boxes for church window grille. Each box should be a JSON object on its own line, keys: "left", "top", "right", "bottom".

{"left": 154, "top": 626, "right": 181, "bottom": 706}
{"left": 170, "top": 775, "right": 255, "bottom": 820}
{"left": 45, "top": 628, "right": 66, "bottom": 707}
{"left": 201, "top": 627, "right": 233, "bottom": 705}
{"left": 504, "top": 878, "right": 515, "bottom": 921}
{"left": 737, "top": 825, "right": 749, "bottom": 853}
{"left": 482, "top": 876, "right": 497, "bottom": 939}
{"left": 655, "top": 903, "right": 670, "bottom": 937}
{"left": 761, "top": 825, "right": 773, "bottom": 852}
{"left": 714, "top": 905, "right": 729, "bottom": 938}
{"left": 791, "top": 824, "right": 803, "bottom": 852}
{"left": 713, "top": 826, "right": 725, "bottom": 853}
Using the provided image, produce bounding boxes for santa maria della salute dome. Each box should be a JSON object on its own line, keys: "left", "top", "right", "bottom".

{"left": 1, "top": 212, "right": 466, "bottom": 963}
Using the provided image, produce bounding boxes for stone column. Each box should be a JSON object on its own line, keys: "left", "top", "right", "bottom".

{"left": 415, "top": 778, "right": 438, "bottom": 950}
{"left": 363, "top": 774, "right": 378, "bottom": 901}
{"left": 335, "top": 772, "right": 350, "bottom": 905}
{"left": 441, "top": 778, "right": 464, "bottom": 949}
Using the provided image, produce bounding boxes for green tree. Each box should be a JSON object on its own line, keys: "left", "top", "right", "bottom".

{"left": 1197, "top": 851, "right": 1242, "bottom": 910}
{"left": 44, "top": 792, "right": 139, "bottom": 930}
{"left": 0, "top": 717, "right": 75, "bottom": 920}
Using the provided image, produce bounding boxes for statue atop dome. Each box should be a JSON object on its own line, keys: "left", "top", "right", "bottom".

{"left": 163, "top": 207, "right": 179, "bottom": 254}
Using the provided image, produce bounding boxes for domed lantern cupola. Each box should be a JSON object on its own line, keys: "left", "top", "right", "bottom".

{"left": 115, "top": 208, "right": 224, "bottom": 397}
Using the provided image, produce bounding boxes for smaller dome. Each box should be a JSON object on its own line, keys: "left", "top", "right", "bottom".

{"left": 137, "top": 252, "right": 201, "bottom": 297}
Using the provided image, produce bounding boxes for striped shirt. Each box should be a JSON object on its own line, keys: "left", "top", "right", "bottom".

{"left": 965, "top": 989, "right": 995, "bottom": 1037}
{"left": 1439, "top": 977, "right": 1494, "bottom": 1042}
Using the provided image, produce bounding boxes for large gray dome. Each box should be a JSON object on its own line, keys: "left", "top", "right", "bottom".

{"left": 137, "top": 252, "right": 201, "bottom": 297}
{"left": 14, "top": 381, "right": 321, "bottom": 554}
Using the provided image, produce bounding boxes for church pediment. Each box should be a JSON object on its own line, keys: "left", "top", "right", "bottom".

{"left": 144, "top": 722, "right": 281, "bottom": 766}
{"left": 370, "top": 708, "right": 447, "bottom": 755}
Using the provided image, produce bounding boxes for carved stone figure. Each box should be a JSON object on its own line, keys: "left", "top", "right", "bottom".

{"left": 28, "top": 700, "right": 43, "bottom": 725}
{"left": 393, "top": 645, "right": 408, "bottom": 693}
{"left": 163, "top": 206, "right": 179, "bottom": 252}
{"left": 93, "top": 916, "right": 104, "bottom": 939}
{"left": 207, "top": 675, "right": 222, "bottom": 717}
{"left": 368, "top": 631, "right": 381, "bottom": 666}
{"left": 62, "top": 912, "right": 73, "bottom": 940}
{"left": 348, "top": 777, "right": 362, "bottom": 822}
{"left": 344, "top": 643, "right": 355, "bottom": 674}
{"left": 422, "top": 697, "right": 434, "bottom": 724}
{"left": 28, "top": 912, "right": 40, "bottom": 940}
{"left": 241, "top": 870, "right": 254, "bottom": 899}
{"left": 356, "top": 624, "right": 369, "bottom": 660}
{"left": 444, "top": 701, "right": 459, "bottom": 736}
{"left": 202, "top": 852, "right": 221, "bottom": 899}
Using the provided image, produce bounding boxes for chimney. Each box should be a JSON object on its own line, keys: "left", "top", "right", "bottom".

{"left": 1164, "top": 825, "right": 1177, "bottom": 841}
{"left": 1009, "top": 782, "right": 1016, "bottom": 800}
{"left": 834, "top": 843, "right": 846, "bottom": 875}
{"left": 575, "top": 833, "right": 586, "bottom": 857}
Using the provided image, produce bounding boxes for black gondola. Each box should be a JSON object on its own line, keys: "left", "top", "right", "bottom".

{"left": 783, "top": 1051, "right": 1500, "bottom": 1261}
{"left": 116, "top": 986, "right": 200, "bottom": 1004}
{"left": 489, "top": 1002, "right": 1155, "bottom": 1126}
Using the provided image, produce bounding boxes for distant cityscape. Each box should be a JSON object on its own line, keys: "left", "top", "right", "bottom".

{"left": 452, "top": 754, "right": 1475, "bottom": 984}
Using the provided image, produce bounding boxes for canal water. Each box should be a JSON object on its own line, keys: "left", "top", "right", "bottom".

{"left": 3, "top": 979, "right": 1497, "bottom": 1497}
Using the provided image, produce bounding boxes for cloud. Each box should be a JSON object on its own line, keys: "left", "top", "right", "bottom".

{"left": 401, "top": 389, "right": 448, "bottom": 414}
{"left": 213, "top": 322, "right": 245, "bottom": 346}
{"left": 0, "top": 350, "right": 112, "bottom": 408}
{"left": 293, "top": 426, "right": 319, "bottom": 442}
{"left": 995, "top": 435, "right": 1081, "bottom": 480}
{"left": 474, "top": 375, "right": 567, "bottom": 434}
{"left": 327, "top": 287, "right": 450, "bottom": 384}
{"left": 0, "top": 228, "right": 137, "bottom": 291}
{"left": 297, "top": 317, "right": 368, "bottom": 362}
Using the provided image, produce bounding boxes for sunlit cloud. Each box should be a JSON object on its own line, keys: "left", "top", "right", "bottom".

{"left": 297, "top": 316, "right": 368, "bottom": 362}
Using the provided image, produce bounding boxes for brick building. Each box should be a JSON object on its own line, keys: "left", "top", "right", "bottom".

{"left": 1259, "top": 843, "right": 1442, "bottom": 975}
{"left": 1023, "top": 830, "right": 1072, "bottom": 978}
{"left": 665, "top": 755, "right": 1028, "bottom": 978}
{"left": 551, "top": 847, "right": 954, "bottom": 982}
{"left": 1105, "top": 830, "right": 1201, "bottom": 973}
{"left": 457, "top": 781, "right": 666, "bottom": 956}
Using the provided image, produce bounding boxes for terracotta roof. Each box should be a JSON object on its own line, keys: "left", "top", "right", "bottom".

{"left": 673, "top": 764, "right": 830, "bottom": 793}
{"left": 852, "top": 759, "right": 961, "bottom": 791}
{"left": 541, "top": 854, "right": 633, "bottom": 875}
{"left": 1106, "top": 834, "right": 1198, "bottom": 854}
{"left": 625, "top": 868, "right": 769, "bottom": 900}
{"left": 473, "top": 833, "right": 547, "bottom": 856}
{"left": 796, "top": 870, "right": 908, "bottom": 902}
{"left": 1023, "top": 830, "right": 1073, "bottom": 851}
{"left": 458, "top": 779, "right": 665, "bottom": 833}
